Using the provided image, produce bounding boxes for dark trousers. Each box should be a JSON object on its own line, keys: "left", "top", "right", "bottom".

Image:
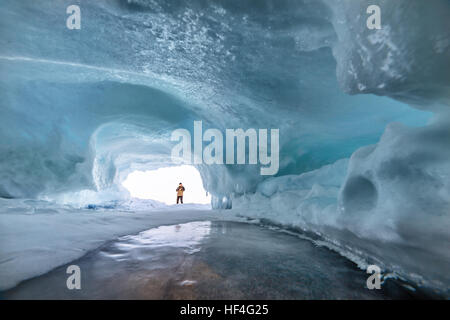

{"left": 177, "top": 196, "right": 183, "bottom": 204}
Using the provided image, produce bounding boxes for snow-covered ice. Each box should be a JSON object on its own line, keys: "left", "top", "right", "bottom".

{"left": 0, "top": 201, "right": 214, "bottom": 291}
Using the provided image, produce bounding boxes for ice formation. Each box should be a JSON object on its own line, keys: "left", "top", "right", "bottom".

{"left": 0, "top": 0, "right": 449, "bottom": 293}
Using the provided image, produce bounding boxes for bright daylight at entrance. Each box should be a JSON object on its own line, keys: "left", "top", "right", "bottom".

{"left": 122, "top": 165, "right": 211, "bottom": 205}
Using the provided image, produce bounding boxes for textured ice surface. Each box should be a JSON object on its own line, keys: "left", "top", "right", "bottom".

{"left": 3, "top": 221, "right": 429, "bottom": 300}
{"left": 233, "top": 156, "right": 450, "bottom": 292}
{"left": 325, "top": 0, "right": 450, "bottom": 107}
{"left": 0, "top": 204, "right": 215, "bottom": 291}
{"left": 0, "top": 0, "right": 449, "bottom": 294}
{"left": 0, "top": 0, "right": 435, "bottom": 200}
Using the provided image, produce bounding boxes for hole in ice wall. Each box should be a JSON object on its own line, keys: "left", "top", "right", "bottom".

{"left": 342, "top": 176, "right": 378, "bottom": 213}
{"left": 122, "top": 165, "right": 211, "bottom": 205}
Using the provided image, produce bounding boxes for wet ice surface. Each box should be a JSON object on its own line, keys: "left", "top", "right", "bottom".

{"left": 2, "top": 221, "right": 430, "bottom": 299}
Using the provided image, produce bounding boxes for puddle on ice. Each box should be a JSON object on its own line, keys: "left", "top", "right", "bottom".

{"left": 102, "top": 221, "right": 212, "bottom": 261}
{"left": 2, "top": 221, "right": 428, "bottom": 299}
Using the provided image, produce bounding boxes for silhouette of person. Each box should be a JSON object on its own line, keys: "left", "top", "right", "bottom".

{"left": 176, "top": 183, "right": 185, "bottom": 204}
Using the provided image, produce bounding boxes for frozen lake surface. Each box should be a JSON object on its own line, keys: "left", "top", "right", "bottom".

{"left": 2, "top": 220, "right": 431, "bottom": 299}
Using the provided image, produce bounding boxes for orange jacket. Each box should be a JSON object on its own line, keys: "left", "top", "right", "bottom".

{"left": 176, "top": 186, "right": 185, "bottom": 196}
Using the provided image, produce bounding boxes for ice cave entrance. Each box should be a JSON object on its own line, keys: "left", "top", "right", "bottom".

{"left": 122, "top": 165, "right": 211, "bottom": 205}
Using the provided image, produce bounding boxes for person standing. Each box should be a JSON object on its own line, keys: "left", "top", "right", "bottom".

{"left": 176, "top": 183, "right": 185, "bottom": 204}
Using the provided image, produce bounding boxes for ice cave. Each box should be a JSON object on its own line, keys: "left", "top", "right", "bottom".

{"left": 0, "top": 0, "right": 449, "bottom": 300}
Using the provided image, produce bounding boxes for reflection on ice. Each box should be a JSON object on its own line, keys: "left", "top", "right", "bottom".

{"left": 2, "top": 221, "right": 436, "bottom": 300}
{"left": 103, "top": 221, "right": 211, "bottom": 260}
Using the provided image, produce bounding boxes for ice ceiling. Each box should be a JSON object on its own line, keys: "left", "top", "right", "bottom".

{"left": 0, "top": 0, "right": 449, "bottom": 290}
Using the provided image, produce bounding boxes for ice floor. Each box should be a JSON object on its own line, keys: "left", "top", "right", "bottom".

{"left": 1, "top": 219, "right": 433, "bottom": 300}
{"left": 0, "top": 203, "right": 215, "bottom": 291}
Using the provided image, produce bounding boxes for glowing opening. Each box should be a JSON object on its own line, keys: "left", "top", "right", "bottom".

{"left": 122, "top": 165, "right": 211, "bottom": 205}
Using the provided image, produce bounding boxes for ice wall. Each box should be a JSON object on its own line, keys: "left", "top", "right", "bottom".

{"left": 323, "top": 0, "right": 450, "bottom": 239}
{"left": 325, "top": 0, "right": 450, "bottom": 108}
{"left": 0, "top": 0, "right": 433, "bottom": 203}
{"left": 232, "top": 0, "right": 450, "bottom": 291}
